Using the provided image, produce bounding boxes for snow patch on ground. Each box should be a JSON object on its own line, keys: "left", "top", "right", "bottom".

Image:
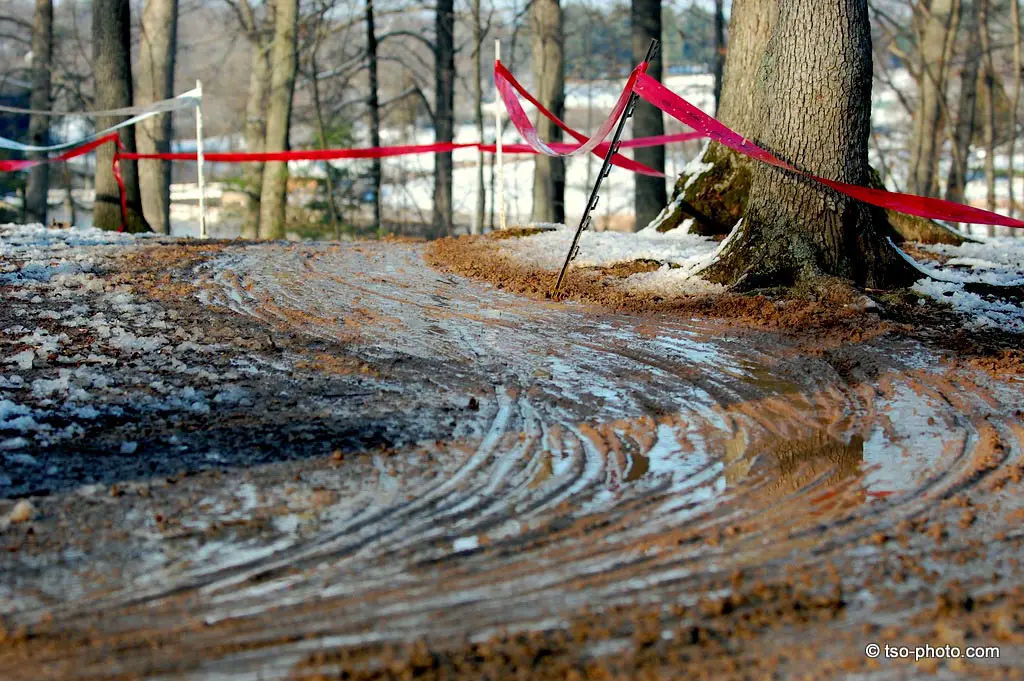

{"left": 908, "top": 237, "right": 1024, "bottom": 333}
{"left": 496, "top": 223, "right": 724, "bottom": 296}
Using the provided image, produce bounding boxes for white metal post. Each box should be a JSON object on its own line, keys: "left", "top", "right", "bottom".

{"left": 195, "top": 80, "right": 208, "bottom": 239}
{"left": 495, "top": 40, "right": 506, "bottom": 231}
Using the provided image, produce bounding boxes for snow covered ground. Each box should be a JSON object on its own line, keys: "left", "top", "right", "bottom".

{"left": 493, "top": 221, "right": 1024, "bottom": 334}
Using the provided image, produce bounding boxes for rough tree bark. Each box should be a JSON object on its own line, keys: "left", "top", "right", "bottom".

{"left": 259, "top": 0, "right": 299, "bottom": 240}
{"left": 651, "top": 0, "right": 776, "bottom": 235}
{"left": 25, "top": 0, "right": 53, "bottom": 226}
{"left": 136, "top": 0, "right": 178, "bottom": 235}
{"left": 909, "top": 0, "right": 959, "bottom": 198}
{"left": 530, "top": 0, "right": 565, "bottom": 225}
{"left": 632, "top": 0, "right": 666, "bottom": 230}
{"left": 702, "top": 0, "right": 917, "bottom": 290}
{"left": 433, "top": 0, "right": 455, "bottom": 235}
{"left": 366, "top": 0, "right": 383, "bottom": 237}
{"left": 92, "top": 0, "right": 149, "bottom": 232}
{"left": 946, "top": 0, "right": 981, "bottom": 204}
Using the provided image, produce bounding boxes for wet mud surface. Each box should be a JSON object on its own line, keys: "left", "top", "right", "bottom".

{"left": 2, "top": 237, "right": 1024, "bottom": 680}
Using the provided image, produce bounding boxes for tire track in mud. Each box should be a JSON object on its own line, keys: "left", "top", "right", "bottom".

{"left": 4, "top": 241, "right": 1023, "bottom": 680}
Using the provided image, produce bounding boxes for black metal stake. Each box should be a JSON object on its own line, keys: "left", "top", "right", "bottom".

{"left": 552, "top": 38, "right": 660, "bottom": 297}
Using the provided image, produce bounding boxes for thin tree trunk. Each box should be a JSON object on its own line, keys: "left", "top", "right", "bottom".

{"left": 136, "top": 0, "right": 178, "bottom": 235}
{"left": 909, "top": 0, "right": 959, "bottom": 198}
{"left": 530, "top": 0, "right": 565, "bottom": 225}
{"left": 472, "top": 0, "right": 485, "bottom": 235}
{"left": 25, "top": 0, "right": 53, "bottom": 226}
{"left": 979, "top": 0, "right": 997, "bottom": 236}
{"left": 366, "top": 0, "right": 383, "bottom": 237}
{"left": 1010, "top": 0, "right": 1021, "bottom": 222}
{"left": 92, "top": 0, "right": 149, "bottom": 232}
{"left": 309, "top": 37, "right": 340, "bottom": 238}
{"left": 705, "top": 0, "right": 915, "bottom": 290}
{"left": 946, "top": 0, "right": 981, "bottom": 204}
{"left": 713, "top": 0, "right": 725, "bottom": 113}
{"left": 658, "top": 0, "right": 777, "bottom": 235}
{"left": 259, "top": 0, "right": 299, "bottom": 240}
{"left": 63, "top": 162, "right": 75, "bottom": 226}
{"left": 632, "top": 0, "right": 666, "bottom": 231}
{"left": 433, "top": 0, "right": 455, "bottom": 235}
{"left": 242, "top": 37, "right": 270, "bottom": 239}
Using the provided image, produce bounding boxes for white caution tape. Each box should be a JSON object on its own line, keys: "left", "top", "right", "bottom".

{"left": 0, "top": 87, "right": 200, "bottom": 153}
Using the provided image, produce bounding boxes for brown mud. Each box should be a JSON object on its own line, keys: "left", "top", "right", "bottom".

{"left": 1, "top": 235, "right": 1023, "bottom": 680}
{"left": 427, "top": 233, "right": 1024, "bottom": 374}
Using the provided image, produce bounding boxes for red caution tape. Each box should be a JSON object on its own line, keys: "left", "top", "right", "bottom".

{"left": 120, "top": 142, "right": 477, "bottom": 163}
{"left": 116, "top": 133, "right": 703, "bottom": 163}
{"left": 630, "top": 71, "right": 1024, "bottom": 229}
{"left": 0, "top": 133, "right": 121, "bottom": 172}
{"left": 493, "top": 61, "right": 664, "bottom": 177}
{"left": 111, "top": 136, "right": 128, "bottom": 233}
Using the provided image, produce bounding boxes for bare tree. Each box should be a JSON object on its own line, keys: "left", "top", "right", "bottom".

{"left": 226, "top": 0, "right": 271, "bottom": 239}
{"left": 471, "top": 0, "right": 486, "bottom": 234}
{"left": 1010, "top": 0, "right": 1021, "bottom": 220}
{"left": 92, "top": 0, "right": 149, "bottom": 232}
{"left": 433, "top": 0, "right": 455, "bottom": 235}
{"left": 25, "top": 0, "right": 53, "bottom": 226}
{"left": 908, "top": 0, "right": 959, "bottom": 198}
{"left": 530, "top": 0, "right": 565, "bottom": 225}
{"left": 979, "top": 0, "right": 996, "bottom": 235}
{"left": 946, "top": 0, "right": 982, "bottom": 204}
{"left": 366, "top": 0, "right": 383, "bottom": 236}
{"left": 632, "top": 0, "right": 665, "bottom": 230}
{"left": 259, "top": 0, "right": 299, "bottom": 239}
{"left": 704, "top": 0, "right": 915, "bottom": 289}
{"left": 136, "top": 0, "right": 178, "bottom": 235}
{"left": 713, "top": 0, "right": 725, "bottom": 112}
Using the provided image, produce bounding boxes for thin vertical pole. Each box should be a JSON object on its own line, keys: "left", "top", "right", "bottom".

{"left": 495, "top": 39, "right": 506, "bottom": 231}
{"left": 553, "top": 39, "right": 659, "bottom": 295}
{"left": 195, "top": 79, "right": 208, "bottom": 239}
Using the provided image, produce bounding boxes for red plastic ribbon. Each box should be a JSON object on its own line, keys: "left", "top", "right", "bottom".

{"left": 630, "top": 73, "right": 1024, "bottom": 229}
{"left": 478, "top": 132, "right": 702, "bottom": 156}
{"left": 120, "top": 142, "right": 476, "bottom": 163}
{"left": 111, "top": 136, "right": 128, "bottom": 233}
{"left": 0, "top": 133, "right": 121, "bottom": 172}
{"left": 117, "top": 133, "right": 704, "bottom": 163}
{"left": 493, "top": 61, "right": 664, "bottom": 177}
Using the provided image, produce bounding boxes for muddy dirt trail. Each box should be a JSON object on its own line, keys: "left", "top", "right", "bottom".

{"left": 2, "top": 240, "right": 1024, "bottom": 680}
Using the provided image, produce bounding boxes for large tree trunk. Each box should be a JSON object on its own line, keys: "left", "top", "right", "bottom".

{"left": 433, "top": 0, "right": 455, "bottom": 236}
{"left": 946, "top": 0, "right": 981, "bottom": 204}
{"left": 136, "top": 0, "right": 178, "bottom": 235}
{"left": 908, "top": 0, "right": 959, "bottom": 198}
{"left": 632, "top": 0, "right": 666, "bottom": 230}
{"left": 366, "top": 0, "right": 384, "bottom": 238}
{"left": 258, "top": 0, "right": 299, "bottom": 240}
{"left": 530, "top": 0, "right": 565, "bottom": 225}
{"left": 92, "top": 0, "right": 149, "bottom": 232}
{"left": 242, "top": 37, "right": 270, "bottom": 239}
{"left": 703, "top": 0, "right": 916, "bottom": 290}
{"left": 653, "top": 0, "right": 776, "bottom": 235}
{"left": 25, "top": 0, "right": 53, "bottom": 226}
